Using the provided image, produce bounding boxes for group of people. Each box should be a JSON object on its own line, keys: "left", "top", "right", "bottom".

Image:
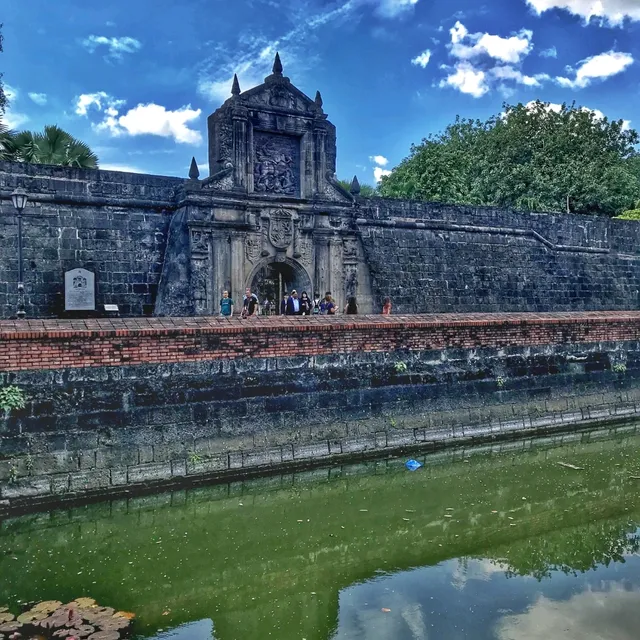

{"left": 219, "top": 288, "right": 393, "bottom": 317}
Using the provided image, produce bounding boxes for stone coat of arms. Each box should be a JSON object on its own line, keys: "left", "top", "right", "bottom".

{"left": 269, "top": 210, "right": 294, "bottom": 249}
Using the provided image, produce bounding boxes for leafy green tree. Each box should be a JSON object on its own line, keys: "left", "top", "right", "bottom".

{"left": 379, "top": 101, "right": 640, "bottom": 216}
{"left": 11, "top": 125, "right": 99, "bottom": 168}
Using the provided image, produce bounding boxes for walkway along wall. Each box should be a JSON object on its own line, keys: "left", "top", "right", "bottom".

{"left": 2, "top": 312, "right": 640, "bottom": 511}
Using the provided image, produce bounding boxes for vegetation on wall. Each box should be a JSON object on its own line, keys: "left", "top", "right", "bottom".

{"left": 379, "top": 101, "right": 640, "bottom": 217}
{"left": 0, "top": 385, "right": 26, "bottom": 412}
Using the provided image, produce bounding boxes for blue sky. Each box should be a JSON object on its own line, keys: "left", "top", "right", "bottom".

{"left": 2, "top": 0, "right": 640, "bottom": 185}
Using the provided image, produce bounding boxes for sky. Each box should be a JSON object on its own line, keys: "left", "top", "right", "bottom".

{"left": 2, "top": 0, "right": 640, "bottom": 185}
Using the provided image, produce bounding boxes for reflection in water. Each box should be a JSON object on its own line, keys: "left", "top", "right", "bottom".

{"left": 496, "top": 587, "right": 640, "bottom": 640}
{"left": 153, "top": 618, "right": 214, "bottom": 640}
{"left": 2, "top": 427, "right": 640, "bottom": 639}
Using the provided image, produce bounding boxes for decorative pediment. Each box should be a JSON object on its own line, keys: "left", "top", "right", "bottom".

{"left": 240, "top": 82, "right": 320, "bottom": 116}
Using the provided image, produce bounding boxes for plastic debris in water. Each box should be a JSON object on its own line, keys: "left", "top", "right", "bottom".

{"left": 405, "top": 459, "right": 423, "bottom": 471}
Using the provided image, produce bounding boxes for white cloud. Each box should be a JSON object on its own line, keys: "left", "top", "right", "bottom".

{"left": 115, "top": 104, "right": 202, "bottom": 144}
{"left": 198, "top": 0, "right": 421, "bottom": 106}
{"left": 411, "top": 49, "right": 432, "bottom": 67}
{"left": 82, "top": 35, "right": 142, "bottom": 59}
{"left": 75, "top": 92, "right": 125, "bottom": 116}
{"left": 372, "top": 0, "right": 419, "bottom": 18}
{"left": 27, "top": 92, "right": 48, "bottom": 106}
{"left": 449, "top": 21, "right": 534, "bottom": 64}
{"left": 540, "top": 46, "right": 558, "bottom": 58}
{"left": 374, "top": 166, "right": 392, "bottom": 182}
{"left": 556, "top": 50, "right": 634, "bottom": 88}
{"left": 496, "top": 587, "right": 640, "bottom": 639}
{"left": 76, "top": 92, "right": 202, "bottom": 144}
{"left": 439, "top": 62, "right": 489, "bottom": 97}
{"left": 2, "top": 85, "right": 29, "bottom": 129}
{"left": 370, "top": 155, "right": 389, "bottom": 166}
{"left": 99, "top": 163, "right": 146, "bottom": 173}
{"left": 492, "top": 66, "right": 548, "bottom": 87}
{"left": 526, "top": 0, "right": 640, "bottom": 25}
{"left": 524, "top": 101, "right": 631, "bottom": 129}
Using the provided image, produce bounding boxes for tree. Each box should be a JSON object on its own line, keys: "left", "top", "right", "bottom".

{"left": 11, "top": 125, "right": 99, "bottom": 168}
{"left": 337, "top": 179, "right": 378, "bottom": 197}
{"left": 0, "top": 23, "right": 6, "bottom": 115}
{"left": 379, "top": 101, "right": 640, "bottom": 216}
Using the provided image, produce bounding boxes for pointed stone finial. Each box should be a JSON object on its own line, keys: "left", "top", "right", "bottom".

{"left": 350, "top": 175, "right": 361, "bottom": 195}
{"left": 314, "top": 90, "right": 323, "bottom": 108}
{"left": 189, "top": 157, "right": 200, "bottom": 181}
{"left": 231, "top": 73, "right": 241, "bottom": 96}
{"left": 273, "top": 52, "right": 283, "bottom": 76}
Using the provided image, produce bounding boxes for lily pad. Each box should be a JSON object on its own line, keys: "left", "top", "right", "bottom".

{"left": 72, "top": 599, "right": 96, "bottom": 610}
{"left": 0, "top": 614, "right": 13, "bottom": 624}
{"left": 32, "top": 602, "right": 63, "bottom": 614}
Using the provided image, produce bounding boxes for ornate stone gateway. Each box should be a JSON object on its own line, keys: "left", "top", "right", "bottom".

{"left": 155, "top": 53, "right": 373, "bottom": 316}
{"left": 250, "top": 261, "right": 313, "bottom": 313}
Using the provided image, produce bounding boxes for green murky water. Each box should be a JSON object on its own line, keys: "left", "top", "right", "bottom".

{"left": 3, "top": 427, "right": 640, "bottom": 639}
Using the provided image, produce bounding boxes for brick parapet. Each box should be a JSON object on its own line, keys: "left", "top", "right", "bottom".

{"left": 2, "top": 311, "right": 640, "bottom": 372}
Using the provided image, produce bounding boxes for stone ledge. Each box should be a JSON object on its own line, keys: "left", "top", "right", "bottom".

{"left": 2, "top": 405, "right": 639, "bottom": 515}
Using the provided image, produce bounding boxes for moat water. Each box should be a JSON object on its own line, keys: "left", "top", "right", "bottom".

{"left": 2, "top": 426, "right": 640, "bottom": 640}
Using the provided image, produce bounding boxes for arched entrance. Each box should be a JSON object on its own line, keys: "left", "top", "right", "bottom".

{"left": 249, "top": 259, "right": 312, "bottom": 314}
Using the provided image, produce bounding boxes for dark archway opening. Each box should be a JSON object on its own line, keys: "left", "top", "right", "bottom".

{"left": 250, "top": 261, "right": 311, "bottom": 314}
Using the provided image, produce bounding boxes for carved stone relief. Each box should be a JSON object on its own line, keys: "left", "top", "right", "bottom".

{"left": 190, "top": 230, "right": 210, "bottom": 254}
{"left": 268, "top": 209, "right": 294, "bottom": 249}
{"left": 269, "top": 85, "right": 295, "bottom": 109}
{"left": 245, "top": 235, "right": 261, "bottom": 264}
{"left": 253, "top": 132, "right": 299, "bottom": 196}
{"left": 298, "top": 236, "right": 313, "bottom": 266}
{"left": 343, "top": 237, "right": 358, "bottom": 261}
{"left": 344, "top": 264, "right": 358, "bottom": 298}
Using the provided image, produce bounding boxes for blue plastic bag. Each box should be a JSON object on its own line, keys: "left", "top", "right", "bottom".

{"left": 405, "top": 459, "right": 423, "bottom": 471}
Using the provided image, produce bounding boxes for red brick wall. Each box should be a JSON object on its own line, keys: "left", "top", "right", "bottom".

{"left": 1, "top": 312, "right": 640, "bottom": 372}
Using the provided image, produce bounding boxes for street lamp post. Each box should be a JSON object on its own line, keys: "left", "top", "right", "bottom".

{"left": 10, "top": 188, "right": 29, "bottom": 320}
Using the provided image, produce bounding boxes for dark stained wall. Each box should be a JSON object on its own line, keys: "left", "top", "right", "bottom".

{"left": 0, "top": 161, "right": 181, "bottom": 318}
{"left": 357, "top": 198, "right": 640, "bottom": 313}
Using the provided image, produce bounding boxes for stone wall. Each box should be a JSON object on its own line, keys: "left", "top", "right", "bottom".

{"left": 2, "top": 313, "right": 640, "bottom": 510}
{"left": 4, "top": 158, "right": 640, "bottom": 319}
{"left": 357, "top": 199, "right": 640, "bottom": 313}
{"left": 0, "top": 161, "right": 180, "bottom": 318}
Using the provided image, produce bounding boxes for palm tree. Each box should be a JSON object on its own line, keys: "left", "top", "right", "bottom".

{"left": 0, "top": 119, "right": 15, "bottom": 160}
{"left": 11, "top": 125, "right": 98, "bottom": 168}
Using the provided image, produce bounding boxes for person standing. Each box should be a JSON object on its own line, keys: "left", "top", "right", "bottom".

{"left": 286, "top": 290, "right": 301, "bottom": 315}
{"left": 320, "top": 292, "right": 336, "bottom": 315}
{"left": 299, "top": 291, "right": 312, "bottom": 316}
{"left": 312, "top": 293, "right": 322, "bottom": 315}
{"left": 344, "top": 296, "right": 358, "bottom": 315}
{"left": 242, "top": 287, "right": 259, "bottom": 318}
{"left": 280, "top": 292, "right": 289, "bottom": 315}
{"left": 220, "top": 290, "right": 234, "bottom": 317}
{"left": 382, "top": 297, "right": 392, "bottom": 315}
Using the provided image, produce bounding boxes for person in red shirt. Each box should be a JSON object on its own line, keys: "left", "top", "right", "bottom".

{"left": 382, "top": 297, "right": 392, "bottom": 315}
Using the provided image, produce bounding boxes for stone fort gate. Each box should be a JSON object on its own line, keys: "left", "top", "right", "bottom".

{"left": 155, "top": 54, "right": 372, "bottom": 315}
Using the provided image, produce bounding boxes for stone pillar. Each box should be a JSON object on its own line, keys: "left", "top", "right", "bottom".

{"left": 211, "top": 233, "right": 228, "bottom": 312}
{"left": 230, "top": 233, "right": 245, "bottom": 300}
{"left": 313, "top": 128, "right": 327, "bottom": 195}
{"left": 232, "top": 108, "right": 248, "bottom": 190}
{"left": 315, "top": 237, "right": 330, "bottom": 296}
{"left": 190, "top": 228, "right": 212, "bottom": 315}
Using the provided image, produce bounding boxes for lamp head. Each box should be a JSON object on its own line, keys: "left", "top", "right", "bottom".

{"left": 11, "top": 188, "right": 28, "bottom": 212}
